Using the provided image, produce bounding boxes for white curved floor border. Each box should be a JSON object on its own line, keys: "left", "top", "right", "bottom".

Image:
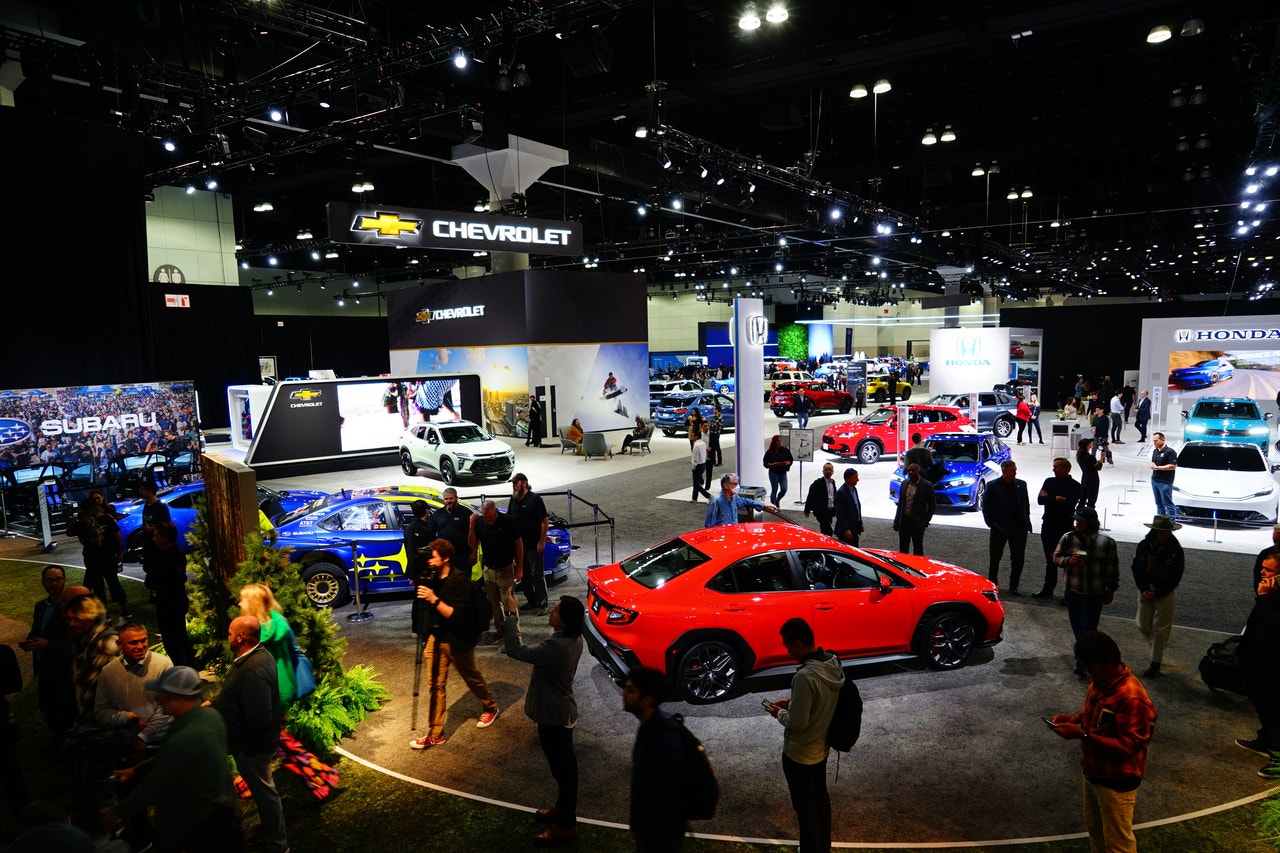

{"left": 333, "top": 746, "right": 1278, "bottom": 849}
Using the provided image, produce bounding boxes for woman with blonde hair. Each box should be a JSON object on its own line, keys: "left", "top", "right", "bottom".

{"left": 236, "top": 582, "right": 338, "bottom": 800}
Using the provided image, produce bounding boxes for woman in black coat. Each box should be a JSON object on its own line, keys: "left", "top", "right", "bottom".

{"left": 1076, "top": 438, "right": 1101, "bottom": 509}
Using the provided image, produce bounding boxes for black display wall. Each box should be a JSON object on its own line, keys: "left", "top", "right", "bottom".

{"left": 1002, "top": 300, "right": 1278, "bottom": 406}
{"left": 253, "top": 315, "right": 391, "bottom": 380}
{"left": 0, "top": 110, "right": 259, "bottom": 430}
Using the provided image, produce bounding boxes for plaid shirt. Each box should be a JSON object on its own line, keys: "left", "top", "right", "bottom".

{"left": 1066, "top": 663, "right": 1157, "bottom": 785}
{"left": 74, "top": 620, "right": 119, "bottom": 725}
{"left": 1054, "top": 530, "right": 1120, "bottom": 596}
{"left": 708, "top": 414, "right": 723, "bottom": 438}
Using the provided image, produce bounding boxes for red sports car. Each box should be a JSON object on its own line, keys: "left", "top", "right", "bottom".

{"left": 821, "top": 405, "right": 973, "bottom": 464}
{"left": 585, "top": 523, "right": 1004, "bottom": 704}
{"left": 770, "top": 381, "right": 853, "bottom": 417}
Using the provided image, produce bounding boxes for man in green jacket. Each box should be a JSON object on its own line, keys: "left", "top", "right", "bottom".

{"left": 101, "top": 666, "right": 240, "bottom": 852}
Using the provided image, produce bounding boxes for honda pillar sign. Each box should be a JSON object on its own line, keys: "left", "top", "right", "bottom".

{"left": 734, "top": 298, "right": 767, "bottom": 492}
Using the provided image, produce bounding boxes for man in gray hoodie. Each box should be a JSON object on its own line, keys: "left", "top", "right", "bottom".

{"left": 767, "top": 617, "right": 845, "bottom": 853}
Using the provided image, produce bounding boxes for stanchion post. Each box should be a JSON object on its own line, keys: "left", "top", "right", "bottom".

{"left": 1100, "top": 507, "right": 1111, "bottom": 531}
{"left": 1113, "top": 493, "right": 1125, "bottom": 517}
{"left": 1126, "top": 472, "right": 1138, "bottom": 494}
{"left": 1207, "top": 511, "right": 1222, "bottom": 544}
{"left": 346, "top": 539, "right": 374, "bottom": 623}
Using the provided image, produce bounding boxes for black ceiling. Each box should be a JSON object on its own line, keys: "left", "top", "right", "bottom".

{"left": 8, "top": 1, "right": 1280, "bottom": 304}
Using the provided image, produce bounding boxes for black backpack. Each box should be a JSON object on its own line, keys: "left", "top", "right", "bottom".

{"left": 668, "top": 714, "right": 719, "bottom": 820}
{"left": 827, "top": 673, "right": 863, "bottom": 752}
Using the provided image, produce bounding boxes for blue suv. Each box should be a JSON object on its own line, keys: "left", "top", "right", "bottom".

{"left": 1182, "top": 397, "right": 1272, "bottom": 457}
{"left": 653, "top": 392, "right": 736, "bottom": 436}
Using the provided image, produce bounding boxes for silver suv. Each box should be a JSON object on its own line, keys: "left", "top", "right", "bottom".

{"left": 921, "top": 391, "right": 1020, "bottom": 439}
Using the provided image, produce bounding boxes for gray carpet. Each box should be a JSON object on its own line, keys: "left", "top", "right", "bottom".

{"left": 328, "top": 451, "right": 1271, "bottom": 846}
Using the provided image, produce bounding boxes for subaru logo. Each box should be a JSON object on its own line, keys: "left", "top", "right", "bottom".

{"left": 955, "top": 337, "right": 982, "bottom": 357}
{"left": 0, "top": 418, "right": 33, "bottom": 447}
{"left": 748, "top": 315, "right": 768, "bottom": 346}
{"left": 1174, "top": 328, "right": 1192, "bottom": 343}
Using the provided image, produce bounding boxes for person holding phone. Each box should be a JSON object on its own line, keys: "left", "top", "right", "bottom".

{"left": 1049, "top": 631, "right": 1156, "bottom": 853}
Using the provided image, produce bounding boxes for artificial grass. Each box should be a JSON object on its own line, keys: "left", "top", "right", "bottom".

{"left": 0, "top": 558, "right": 1274, "bottom": 851}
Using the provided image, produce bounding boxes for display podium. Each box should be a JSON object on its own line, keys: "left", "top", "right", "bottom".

{"left": 1049, "top": 420, "right": 1081, "bottom": 457}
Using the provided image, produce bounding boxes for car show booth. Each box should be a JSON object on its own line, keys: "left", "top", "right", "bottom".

{"left": 385, "top": 269, "right": 649, "bottom": 442}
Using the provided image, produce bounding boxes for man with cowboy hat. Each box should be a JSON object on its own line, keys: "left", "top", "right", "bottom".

{"left": 1131, "top": 515, "right": 1185, "bottom": 678}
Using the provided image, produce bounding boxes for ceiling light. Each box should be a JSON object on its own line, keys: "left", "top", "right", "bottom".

{"left": 660, "top": 150, "right": 673, "bottom": 170}
{"left": 699, "top": 164, "right": 709, "bottom": 179}
{"left": 739, "top": 2, "right": 761, "bottom": 30}
{"left": 1007, "top": 190, "right": 1019, "bottom": 200}
{"left": 267, "top": 256, "right": 278, "bottom": 266}
{"left": 310, "top": 251, "right": 320, "bottom": 260}
{"left": 362, "top": 180, "right": 375, "bottom": 192}
{"left": 494, "top": 67, "right": 512, "bottom": 92}
{"left": 325, "top": 250, "right": 339, "bottom": 259}
{"left": 637, "top": 204, "right": 647, "bottom": 216}
{"left": 940, "top": 125, "right": 956, "bottom": 142}
{"left": 635, "top": 125, "right": 649, "bottom": 139}
{"left": 474, "top": 201, "right": 487, "bottom": 212}
{"left": 1174, "top": 135, "right": 1190, "bottom": 152}
{"left": 849, "top": 83, "right": 868, "bottom": 99}
{"left": 748, "top": 181, "right": 757, "bottom": 193}
{"left": 1194, "top": 133, "right": 1210, "bottom": 150}
{"left": 318, "top": 97, "right": 331, "bottom": 109}
{"left": 240, "top": 261, "right": 249, "bottom": 269}
{"left": 1168, "top": 89, "right": 1186, "bottom": 108}
{"left": 452, "top": 49, "right": 468, "bottom": 69}
{"left": 1020, "top": 187, "right": 1033, "bottom": 198}
{"left": 1180, "top": 18, "right": 1205, "bottom": 37}
{"left": 715, "top": 174, "right": 726, "bottom": 186}
{"left": 671, "top": 198, "right": 682, "bottom": 210}
{"left": 204, "top": 176, "right": 218, "bottom": 190}
{"left": 829, "top": 207, "right": 842, "bottom": 220}
{"left": 352, "top": 179, "right": 364, "bottom": 193}
{"left": 297, "top": 229, "right": 313, "bottom": 240}
{"left": 268, "top": 106, "right": 285, "bottom": 122}
{"left": 1189, "top": 85, "right": 1207, "bottom": 105}
{"left": 253, "top": 202, "right": 274, "bottom": 212}
{"left": 185, "top": 184, "right": 196, "bottom": 195}
{"left": 921, "top": 128, "right": 937, "bottom": 145}
{"left": 1267, "top": 166, "right": 1280, "bottom": 177}
{"left": 873, "top": 79, "right": 891, "bottom": 94}
{"left": 162, "top": 138, "right": 176, "bottom": 152}
{"left": 1147, "top": 25, "right": 1172, "bottom": 44}
{"left": 972, "top": 164, "right": 985, "bottom": 177}
{"left": 512, "top": 64, "right": 531, "bottom": 88}
{"left": 765, "top": 2, "right": 788, "bottom": 24}
{"left": 266, "top": 288, "right": 273, "bottom": 296}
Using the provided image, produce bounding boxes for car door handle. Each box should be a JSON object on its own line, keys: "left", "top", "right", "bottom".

{"left": 723, "top": 604, "right": 747, "bottom": 612}
{"left": 814, "top": 602, "right": 838, "bottom": 610}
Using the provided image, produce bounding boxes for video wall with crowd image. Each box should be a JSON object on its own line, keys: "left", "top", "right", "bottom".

{"left": 0, "top": 380, "right": 203, "bottom": 494}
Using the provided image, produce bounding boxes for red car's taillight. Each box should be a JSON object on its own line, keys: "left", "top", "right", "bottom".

{"left": 606, "top": 605, "right": 639, "bottom": 625}
{"left": 674, "top": 408, "right": 688, "bottom": 415}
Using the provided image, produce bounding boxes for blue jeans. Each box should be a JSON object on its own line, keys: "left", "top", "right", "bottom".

{"left": 795, "top": 411, "right": 810, "bottom": 429}
{"left": 769, "top": 468, "right": 789, "bottom": 505}
{"left": 1151, "top": 479, "right": 1175, "bottom": 519}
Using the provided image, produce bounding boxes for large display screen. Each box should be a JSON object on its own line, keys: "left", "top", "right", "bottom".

{"left": 245, "top": 375, "right": 480, "bottom": 467}
{"left": 0, "top": 380, "right": 202, "bottom": 493}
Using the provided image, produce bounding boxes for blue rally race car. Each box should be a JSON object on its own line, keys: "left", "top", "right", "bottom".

{"left": 889, "top": 432, "right": 1011, "bottom": 511}
{"left": 1169, "top": 358, "right": 1234, "bottom": 389}
{"left": 271, "top": 485, "right": 573, "bottom": 607}
{"left": 117, "top": 481, "right": 330, "bottom": 561}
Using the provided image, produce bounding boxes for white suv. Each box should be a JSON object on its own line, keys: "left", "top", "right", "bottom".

{"left": 399, "top": 420, "right": 515, "bottom": 486}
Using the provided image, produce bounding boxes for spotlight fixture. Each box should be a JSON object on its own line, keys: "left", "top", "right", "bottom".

{"left": 940, "top": 125, "right": 956, "bottom": 142}
{"left": 325, "top": 250, "right": 339, "bottom": 259}
{"left": 765, "top": 2, "right": 788, "bottom": 23}
{"left": 637, "top": 204, "right": 648, "bottom": 216}
{"left": 252, "top": 202, "right": 274, "bottom": 212}
{"left": 671, "top": 198, "right": 683, "bottom": 210}
{"left": 452, "top": 49, "right": 468, "bottom": 69}
{"left": 512, "top": 64, "right": 531, "bottom": 88}
{"left": 872, "top": 78, "right": 891, "bottom": 94}
{"left": 162, "top": 138, "right": 176, "bottom": 152}
{"left": 204, "top": 176, "right": 218, "bottom": 191}
{"left": 972, "top": 163, "right": 985, "bottom": 177}
{"left": 297, "top": 229, "right": 313, "bottom": 240}
{"left": 310, "top": 250, "right": 320, "bottom": 260}
{"left": 494, "top": 66, "right": 512, "bottom": 91}
{"left": 1007, "top": 190, "right": 1019, "bottom": 200}
{"left": 699, "top": 164, "right": 709, "bottom": 179}
{"left": 660, "top": 150, "right": 673, "bottom": 170}
{"left": 715, "top": 174, "right": 726, "bottom": 186}
{"left": 1020, "top": 187, "right": 1033, "bottom": 198}
{"left": 1189, "top": 85, "right": 1207, "bottom": 105}
{"left": 267, "top": 256, "right": 278, "bottom": 266}
{"left": 747, "top": 181, "right": 757, "bottom": 193}
{"left": 1174, "top": 135, "right": 1190, "bottom": 152}
{"left": 362, "top": 179, "right": 375, "bottom": 192}
{"left": 635, "top": 125, "right": 649, "bottom": 139}
{"left": 739, "top": 2, "right": 761, "bottom": 30}
{"left": 185, "top": 184, "right": 196, "bottom": 195}
{"left": 921, "top": 128, "right": 937, "bottom": 145}
{"left": 352, "top": 179, "right": 365, "bottom": 193}
{"left": 1180, "top": 18, "right": 1204, "bottom": 37}
{"left": 1147, "top": 24, "right": 1172, "bottom": 44}
{"left": 849, "top": 83, "right": 868, "bottom": 99}
{"left": 268, "top": 105, "right": 285, "bottom": 122}
{"left": 1169, "top": 88, "right": 1186, "bottom": 108}
{"left": 474, "top": 201, "right": 487, "bottom": 212}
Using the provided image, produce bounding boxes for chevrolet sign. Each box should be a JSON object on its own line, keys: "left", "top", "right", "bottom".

{"left": 328, "top": 202, "right": 583, "bottom": 256}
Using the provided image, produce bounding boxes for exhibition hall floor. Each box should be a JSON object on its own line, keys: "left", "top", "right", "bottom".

{"left": 255, "top": 409, "right": 1277, "bottom": 848}
{"left": 7, "top": 400, "right": 1275, "bottom": 847}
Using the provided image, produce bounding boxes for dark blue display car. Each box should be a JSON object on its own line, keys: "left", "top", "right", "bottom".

{"left": 889, "top": 432, "right": 1011, "bottom": 510}
{"left": 653, "top": 392, "right": 736, "bottom": 436}
{"left": 117, "top": 480, "right": 330, "bottom": 560}
{"left": 271, "top": 485, "right": 573, "bottom": 607}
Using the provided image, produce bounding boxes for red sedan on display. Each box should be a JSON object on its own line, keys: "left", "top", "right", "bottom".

{"left": 821, "top": 405, "right": 973, "bottom": 464}
{"left": 585, "top": 523, "right": 1004, "bottom": 704}
{"left": 770, "top": 381, "right": 853, "bottom": 417}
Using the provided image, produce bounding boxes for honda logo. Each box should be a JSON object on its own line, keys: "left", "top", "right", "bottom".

{"left": 955, "top": 337, "right": 982, "bottom": 357}
{"left": 748, "top": 315, "right": 768, "bottom": 346}
{"left": 1174, "top": 328, "right": 1192, "bottom": 343}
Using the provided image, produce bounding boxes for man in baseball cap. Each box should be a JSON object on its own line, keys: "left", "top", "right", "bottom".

{"left": 104, "top": 667, "right": 241, "bottom": 849}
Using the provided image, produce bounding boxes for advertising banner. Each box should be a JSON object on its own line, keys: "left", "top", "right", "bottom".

{"left": 928, "top": 327, "right": 1011, "bottom": 395}
{"left": 0, "top": 380, "right": 203, "bottom": 504}
{"left": 327, "top": 202, "right": 584, "bottom": 256}
{"left": 245, "top": 375, "right": 481, "bottom": 467}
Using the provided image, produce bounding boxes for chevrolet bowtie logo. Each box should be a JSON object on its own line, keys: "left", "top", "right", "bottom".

{"left": 290, "top": 389, "right": 322, "bottom": 401}
{"left": 352, "top": 212, "right": 423, "bottom": 237}
{"left": 415, "top": 309, "right": 432, "bottom": 324}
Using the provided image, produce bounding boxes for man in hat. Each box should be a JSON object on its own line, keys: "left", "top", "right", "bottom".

{"left": 1131, "top": 515, "right": 1184, "bottom": 678}
{"left": 1054, "top": 507, "right": 1120, "bottom": 676}
{"left": 102, "top": 666, "right": 241, "bottom": 851}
